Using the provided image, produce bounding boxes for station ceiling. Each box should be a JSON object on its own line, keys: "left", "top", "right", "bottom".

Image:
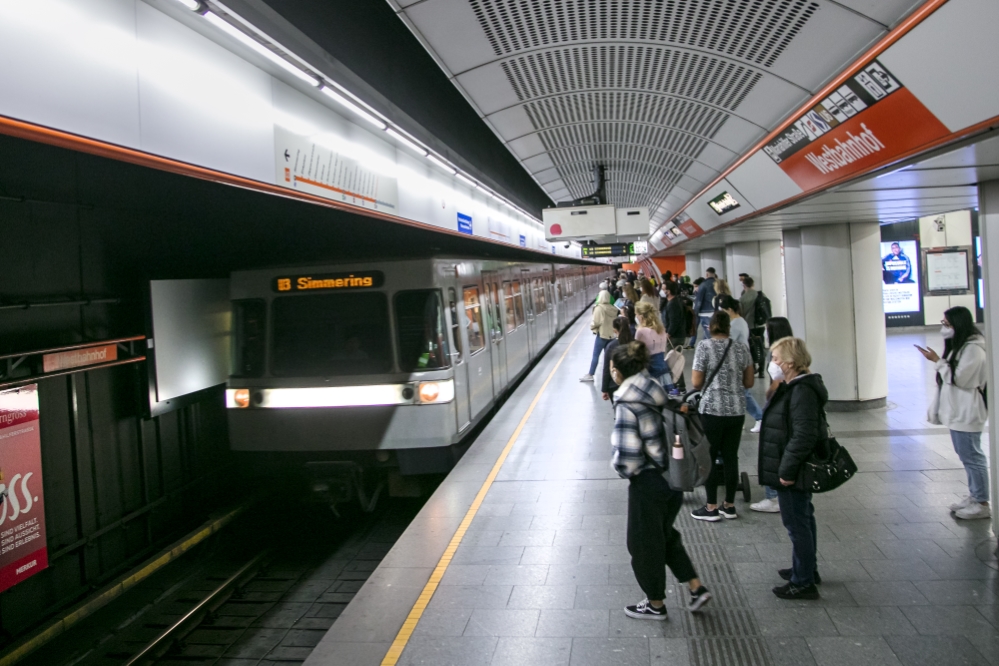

{"left": 384, "top": 0, "right": 925, "bottom": 231}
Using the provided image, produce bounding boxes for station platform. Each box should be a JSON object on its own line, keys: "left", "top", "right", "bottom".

{"left": 305, "top": 316, "right": 998, "bottom": 666}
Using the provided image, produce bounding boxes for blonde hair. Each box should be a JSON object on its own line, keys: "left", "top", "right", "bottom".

{"left": 771, "top": 337, "right": 811, "bottom": 372}
{"left": 715, "top": 278, "right": 731, "bottom": 297}
{"left": 634, "top": 301, "right": 664, "bottom": 334}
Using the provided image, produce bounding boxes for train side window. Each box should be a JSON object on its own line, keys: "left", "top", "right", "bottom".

{"left": 463, "top": 286, "right": 486, "bottom": 354}
{"left": 502, "top": 281, "right": 516, "bottom": 332}
{"left": 232, "top": 299, "right": 266, "bottom": 377}
{"left": 489, "top": 283, "right": 503, "bottom": 339}
{"left": 511, "top": 280, "right": 525, "bottom": 327}
{"left": 534, "top": 279, "right": 547, "bottom": 313}
{"left": 448, "top": 288, "right": 463, "bottom": 359}
{"left": 395, "top": 290, "right": 450, "bottom": 372}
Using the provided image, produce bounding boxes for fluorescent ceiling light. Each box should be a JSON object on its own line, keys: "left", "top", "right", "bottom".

{"left": 204, "top": 12, "right": 319, "bottom": 87}
{"left": 876, "top": 164, "right": 915, "bottom": 179}
{"left": 173, "top": 0, "right": 201, "bottom": 9}
{"left": 455, "top": 173, "right": 477, "bottom": 188}
{"left": 319, "top": 86, "right": 387, "bottom": 130}
{"left": 385, "top": 128, "right": 427, "bottom": 156}
{"left": 426, "top": 154, "right": 456, "bottom": 174}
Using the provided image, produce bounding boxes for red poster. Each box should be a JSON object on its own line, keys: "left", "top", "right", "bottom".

{"left": 777, "top": 88, "right": 948, "bottom": 191}
{"left": 678, "top": 217, "right": 705, "bottom": 239}
{"left": 0, "top": 385, "right": 47, "bottom": 593}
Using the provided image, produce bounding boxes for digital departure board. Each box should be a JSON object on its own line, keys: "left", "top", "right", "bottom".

{"left": 581, "top": 244, "right": 632, "bottom": 257}
{"left": 273, "top": 271, "right": 385, "bottom": 293}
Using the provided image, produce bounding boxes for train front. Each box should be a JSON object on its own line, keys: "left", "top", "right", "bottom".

{"left": 225, "top": 260, "right": 458, "bottom": 507}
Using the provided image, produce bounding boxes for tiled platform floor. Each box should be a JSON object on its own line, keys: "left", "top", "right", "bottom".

{"left": 307, "top": 320, "right": 998, "bottom": 666}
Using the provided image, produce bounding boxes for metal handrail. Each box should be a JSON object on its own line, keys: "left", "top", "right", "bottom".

{"left": 0, "top": 335, "right": 145, "bottom": 361}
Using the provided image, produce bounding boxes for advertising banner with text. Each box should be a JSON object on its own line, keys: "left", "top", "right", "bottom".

{"left": 762, "top": 60, "right": 949, "bottom": 192}
{"left": 0, "top": 385, "right": 47, "bottom": 593}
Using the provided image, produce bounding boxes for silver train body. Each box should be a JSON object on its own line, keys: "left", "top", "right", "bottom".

{"left": 226, "top": 257, "right": 612, "bottom": 478}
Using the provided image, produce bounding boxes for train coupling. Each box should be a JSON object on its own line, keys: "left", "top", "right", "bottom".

{"left": 305, "top": 461, "right": 385, "bottom": 516}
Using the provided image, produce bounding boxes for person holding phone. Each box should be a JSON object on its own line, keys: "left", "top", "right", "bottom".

{"left": 917, "top": 306, "right": 990, "bottom": 520}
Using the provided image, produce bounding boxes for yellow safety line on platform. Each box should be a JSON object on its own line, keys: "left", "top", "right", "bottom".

{"left": 0, "top": 503, "right": 246, "bottom": 666}
{"left": 380, "top": 325, "right": 585, "bottom": 666}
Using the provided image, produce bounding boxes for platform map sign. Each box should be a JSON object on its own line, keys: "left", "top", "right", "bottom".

{"left": 881, "top": 240, "right": 922, "bottom": 327}
{"left": 0, "top": 385, "right": 47, "bottom": 592}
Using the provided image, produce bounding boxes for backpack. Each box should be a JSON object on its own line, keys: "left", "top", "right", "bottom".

{"left": 754, "top": 291, "right": 772, "bottom": 325}
{"left": 658, "top": 402, "right": 713, "bottom": 491}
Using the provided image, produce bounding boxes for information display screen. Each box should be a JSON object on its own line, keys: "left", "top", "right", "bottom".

{"left": 926, "top": 250, "right": 969, "bottom": 292}
{"left": 881, "top": 240, "right": 920, "bottom": 314}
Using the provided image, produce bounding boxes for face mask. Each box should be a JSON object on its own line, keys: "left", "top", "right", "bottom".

{"left": 768, "top": 361, "right": 784, "bottom": 382}
{"left": 941, "top": 326, "right": 955, "bottom": 339}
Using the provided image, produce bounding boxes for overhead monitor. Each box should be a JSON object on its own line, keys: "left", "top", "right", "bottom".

{"left": 708, "top": 191, "right": 741, "bottom": 215}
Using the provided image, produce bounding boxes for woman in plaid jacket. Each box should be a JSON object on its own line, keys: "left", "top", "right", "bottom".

{"left": 610, "top": 341, "right": 712, "bottom": 620}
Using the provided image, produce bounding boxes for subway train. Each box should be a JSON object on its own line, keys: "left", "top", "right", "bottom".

{"left": 225, "top": 257, "right": 612, "bottom": 509}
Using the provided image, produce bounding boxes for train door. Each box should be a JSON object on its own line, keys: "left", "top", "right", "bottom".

{"left": 522, "top": 270, "right": 537, "bottom": 359}
{"left": 483, "top": 274, "right": 507, "bottom": 394}
{"left": 446, "top": 286, "right": 471, "bottom": 431}
{"left": 533, "top": 277, "right": 551, "bottom": 346}
{"left": 461, "top": 283, "right": 492, "bottom": 418}
{"left": 503, "top": 277, "right": 529, "bottom": 376}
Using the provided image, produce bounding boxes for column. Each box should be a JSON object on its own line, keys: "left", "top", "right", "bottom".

{"left": 726, "top": 241, "right": 763, "bottom": 286}
{"left": 759, "top": 239, "right": 786, "bottom": 317}
{"left": 685, "top": 254, "right": 701, "bottom": 280}
{"left": 699, "top": 248, "right": 724, "bottom": 279}
{"left": 977, "top": 180, "right": 999, "bottom": 534}
{"left": 781, "top": 223, "right": 888, "bottom": 410}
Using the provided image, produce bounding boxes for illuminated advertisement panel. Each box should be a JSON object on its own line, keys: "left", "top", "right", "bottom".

{"left": 881, "top": 240, "right": 922, "bottom": 327}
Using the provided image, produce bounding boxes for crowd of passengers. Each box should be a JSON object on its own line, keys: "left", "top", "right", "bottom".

{"left": 583, "top": 268, "right": 991, "bottom": 619}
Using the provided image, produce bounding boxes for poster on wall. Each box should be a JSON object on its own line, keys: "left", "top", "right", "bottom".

{"left": 0, "top": 385, "right": 47, "bottom": 592}
{"left": 975, "top": 237, "right": 985, "bottom": 314}
{"left": 881, "top": 240, "right": 922, "bottom": 326}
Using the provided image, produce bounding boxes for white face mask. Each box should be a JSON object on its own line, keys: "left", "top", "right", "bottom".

{"left": 941, "top": 326, "right": 955, "bottom": 339}
{"left": 768, "top": 361, "right": 784, "bottom": 382}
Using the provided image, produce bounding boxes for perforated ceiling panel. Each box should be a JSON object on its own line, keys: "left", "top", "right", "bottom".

{"left": 393, "top": 0, "right": 917, "bottom": 236}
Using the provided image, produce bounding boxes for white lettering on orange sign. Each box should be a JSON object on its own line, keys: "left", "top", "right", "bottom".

{"left": 803, "top": 123, "right": 885, "bottom": 175}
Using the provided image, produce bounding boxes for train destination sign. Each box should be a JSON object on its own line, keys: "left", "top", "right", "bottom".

{"left": 274, "top": 271, "right": 385, "bottom": 293}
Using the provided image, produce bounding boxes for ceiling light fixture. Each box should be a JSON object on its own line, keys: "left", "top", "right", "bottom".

{"left": 319, "top": 86, "right": 387, "bottom": 130}
{"left": 455, "top": 173, "right": 477, "bottom": 189}
{"left": 876, "top": 164, "right": 915, "bottom": 179}
{"left": 172, "top": 0, "right": 202, "bottom": 10}
{"left": 427, "top": 154, "right": 456, "bottom": 174}
{"left": 385, "top": 128, "right": 427, "bottom": 156}
{"left": 203, "top": 12, "right": 320, "bottom": 87}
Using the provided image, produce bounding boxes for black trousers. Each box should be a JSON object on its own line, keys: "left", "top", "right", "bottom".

{"left": 701, "top": 413, "right": 744, "bottom": 505}
{"left": 627, "top": 470, "right": 698, "bottom": 600}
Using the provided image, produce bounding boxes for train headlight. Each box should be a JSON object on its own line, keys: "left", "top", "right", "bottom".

{"left": 417, "top": 380, "right": 454, "bottom": 404}
{"left": 231, "top": 389, "right": 250, "bottom": 408}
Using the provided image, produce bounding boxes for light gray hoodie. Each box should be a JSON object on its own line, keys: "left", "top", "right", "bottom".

{"left": 930, "top": 335, "right": 988, "bottom": 432}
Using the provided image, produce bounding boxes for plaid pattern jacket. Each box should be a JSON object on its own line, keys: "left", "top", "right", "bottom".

{"left": 611, "top": 371, "right": 668, "bottom": 479}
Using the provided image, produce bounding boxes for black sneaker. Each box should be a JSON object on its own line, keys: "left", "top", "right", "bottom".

{"left": 778, "top": 568, "right": 821, "bottom": 585}
{"left": 691, "top": 506, "right": 721, "bottom": 522}
{"left": 689, "top": 586, "right": 712, "bottom": 612}
{"left": 624, "top": 598, "right": 668, "bottom": 620}
{"left": 719, "top": 505, "right": 738, "bottom": 520}
{"left": 772, "top": 582, "right": 819, "bottom": 600}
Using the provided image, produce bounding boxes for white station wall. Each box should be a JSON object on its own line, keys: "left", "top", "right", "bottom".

{"left": 0, "top": 0, "right": 572, "bottom": 258}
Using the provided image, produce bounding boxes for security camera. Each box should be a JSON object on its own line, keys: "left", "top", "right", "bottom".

{"left": 564, "top": 242, "right": 571, "bottom": 248}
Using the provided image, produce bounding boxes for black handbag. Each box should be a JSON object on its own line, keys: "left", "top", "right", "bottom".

{"left": 785, "top": 387, "right": 857, "bottom": 493}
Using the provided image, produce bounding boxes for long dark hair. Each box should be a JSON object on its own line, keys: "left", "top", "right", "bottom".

{"left": 765, "top": 316, "right": 793, "bottom": 345}
{"left": 613, "top": 316, "right": 634, "bottom": 344}
{"left": 943, "top": 306, "right": 981, "bottom": 378}
{"left": 623, "top": 303, "right": 636, "bottom": 329}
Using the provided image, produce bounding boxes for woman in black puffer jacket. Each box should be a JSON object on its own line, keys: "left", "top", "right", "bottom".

{"left": 758, "top": 337, "right": 828, "bottom": 601}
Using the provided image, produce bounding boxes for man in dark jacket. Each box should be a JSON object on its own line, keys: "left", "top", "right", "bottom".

{"left": 662, "top": 282, "right": 686, "bottom": 343}
{"left": 757, "top": 337, "right": 827, "bottom": 601}
{"left": 692, "top": 268, "right": 717, "bottom": 341}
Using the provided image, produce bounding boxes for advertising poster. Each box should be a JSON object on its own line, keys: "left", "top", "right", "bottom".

{"left": 881, "top": 240, "right": 922, "bottom": 326}
{"left": 0, "top": 385, "right": 47, "bottom": 592}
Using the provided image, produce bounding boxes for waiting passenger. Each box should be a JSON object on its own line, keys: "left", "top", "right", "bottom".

{"left": 918, "top": 306, "right": 991, "bottom": 520}
{"left": 690, "top": 311, "right": 755, "bottom": 522}
{"left": 581, "top": 290, "right": 619, "bottom": 382}
{"left": 661, "top": 282, "right": 686, "bottom": 349}
{"left": 639, "top": 279, "right": 661, "bottom": 316}
{"left": 712, "top": 278, "right": 732, "bottom": 312}
{"left": 609, "top": 342, "right": 712, "bottom": 619}
{"left": 719, "top": 296, "right": 764, "bottom": 433}
{"left": 635, "top": 302, "right": 671, "bottom": 389}
{"left": 692, "top": 270, "right": 717, "bottom": 341}
{"left": 750, "top": 316, "right": 795, "bottom": 513}
{"left": 758, "top": 337, "right": 826, "bottom": 600}
{"left": 601, "top": 316, "right": 634, "bottom": 403}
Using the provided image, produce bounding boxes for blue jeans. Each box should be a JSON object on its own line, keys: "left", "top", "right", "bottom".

{"left": 745, "top": 389, "right": 763, "bottom": 421}
{"left": 589, "top": 335, "right": 610, "bottom": 376}
{"left": 950, "top": 430, "right": 990, "bottom": 503}
{"left": 765, "top": 486, "right": 778, "bottom": 500}
{"left": 699, "top": 315, "right": 712, "bottom": 339}
{"left": 775, "top": 488, "right": 817, "bottom": 587}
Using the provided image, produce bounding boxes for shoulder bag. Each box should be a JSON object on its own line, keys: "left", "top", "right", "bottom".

{"left": 784, "top": 384, "right": 857, "bottom": 493}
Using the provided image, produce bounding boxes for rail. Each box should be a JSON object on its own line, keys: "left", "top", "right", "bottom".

{"left": 124, "top": 550, "right": 271, "bottom": 666}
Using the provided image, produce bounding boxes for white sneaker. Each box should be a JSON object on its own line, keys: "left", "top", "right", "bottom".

{"left": 750, "top": 498, "right": 780, "bottom": 513}
{"left": 949, "top": 496, "right": 975, "bottom": 512}
{"left": 955, "top": 502, "right": 991, "bottom": 520}
{"left": 750, "top": 420, "right": 762, "bottom": 433}
{"left": 580, "top": 374, "right": 594, "bottom": 382}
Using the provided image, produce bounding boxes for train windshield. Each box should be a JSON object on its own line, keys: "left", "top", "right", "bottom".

{"left": 271, "top": 293, "right": 392, "bottom": 376}
{"left": 395, "top": 290, "right": 450, "bottom": 372}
